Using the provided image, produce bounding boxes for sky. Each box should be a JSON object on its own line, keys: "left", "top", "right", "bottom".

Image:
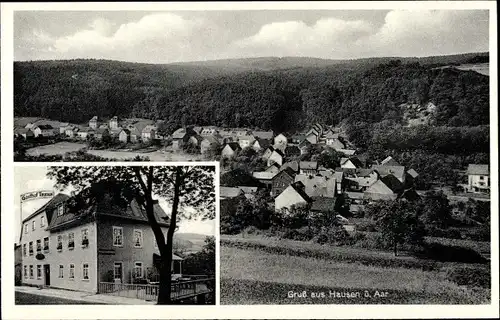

{"left": 13, "top": 166, "right": 215, "bottom": 242}
{"left": 13, "top": 10, "right": 489, "bottom": 63}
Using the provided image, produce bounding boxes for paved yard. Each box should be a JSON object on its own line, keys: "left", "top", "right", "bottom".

{"left": 15, "top": 291, "right": 105, "bottom": 305}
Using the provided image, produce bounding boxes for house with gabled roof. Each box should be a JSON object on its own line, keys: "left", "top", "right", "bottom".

{"left": 252, "top": 138, "right": 272, "bottom": 152}
{"left": 364, "top": 175, "right": 403, "bottom": 201}
{"left": 298, "top": 139, "right": 312, "bottom": 155}
{"left": 294, "top": 174, "right": 337, "bottom": 198}
{"left": 271, "top": 167, "right": 296, "bottom": 197}
{"left": 280, "top": 161, "right": 299, "bottom": 173}
{"left": 273, "top": 133, "right": 287, "bottom": 151}
{"left": 19, "top": 191, "right": 181, "bottom": 293}
{"left": 341, "top": 168, "right": 379, "bottom": 192}
{"left": 89, "top": 116, "right": 99, "bottom": 129}
{"left": 262, "top": 146, "right": 275, "bottom": 160}
{"left": 220, "top": 187, "right": 245, "bottom": 200}
{"left": 381, "top": 156, "right": 401, "bottom": 167}
{"left": 371, "top": 165, "right": 406, "bottom": 185}
{"left": 200, "top": 126, "right": 218, "bottom": 136}
{"left": 252, "top": 130, "right": 274, "bottom": 140}
{"left": 95, "top": 128, "right": 110, "bottom": 141}
{"left": 141, "top": 125, "right": 157, "bottom": 142}
{"left": 238, "top": 135, "right": 256, "bottom": 149}
{"left": 310, "top": 197, "right": 339, "bottom": 213}
{"left": 467, "top": 164, "right": 490, "bottom": 193}
{"left": 305, "top": 130, "right": 320, "bottom": 144}
{"left": 340, "top": 157, "right": 363, "bottom": 169}
{"left": 14, "top": 128, "right": 34, "bottom": 140}
{"left": 171, "top": 127, "right": 197, "bottom": 150}
{"left": 252, "top": 171, "right": 277, "bottom": 186}
{"left": 275, "top": 181, "right": 312, "bottom": 212}
{"left": 267, "top": 149, "right": 284, "bottom": 167}
{"left": 32, "top": 124, "right": 55, "bottom": 138}
{"left": 76, "top": 127, "right": 94, "bottom": 140}
{"left": 265, "top": 163, "right": 281, "bottom": 174}
{"left": 200, "top": 135, "right": 221, "bottom": 154}
{"left": 299, "top": 161, "right": 318, "bottom": 175}
{"left": 221, "top": 142, "right": 241, "bottom": 159}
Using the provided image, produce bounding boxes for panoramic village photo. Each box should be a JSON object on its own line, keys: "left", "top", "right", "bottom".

{"left": 11, "top": 8, "right": 493, "bottom": 306}
{"left": 14, "top": 165, "right": 216, "bottom": 305}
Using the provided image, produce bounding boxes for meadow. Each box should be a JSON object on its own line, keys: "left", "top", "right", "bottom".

{"left": 220, "top": 235, "right": 490, "bottom": 305}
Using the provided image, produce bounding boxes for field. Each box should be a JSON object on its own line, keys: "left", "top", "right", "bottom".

{"left": 25, "top": 142, "right": 205, "bottom": 161}
{"left": 220, "top": 235, "right": 490, "bottom": 304}
{"left": 456, "top": 63, "right": 489, "bottom": 76}
{"left": 25, "top": 141, "right": 86, "bottom": 156}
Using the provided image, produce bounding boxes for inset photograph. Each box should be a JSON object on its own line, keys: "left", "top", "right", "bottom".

{"left": 14, "top": 164, "right": 216, "bottom": 305}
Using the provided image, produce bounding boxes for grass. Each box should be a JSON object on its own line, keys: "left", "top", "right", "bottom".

{"left": 220, "top": 235, "right": 491, "bottom": 304}
{"left": 15, "top": 292, "right": 104, "bottom": 305}
{"left": 26, "top": 141, "right": 86, "bottom": 156}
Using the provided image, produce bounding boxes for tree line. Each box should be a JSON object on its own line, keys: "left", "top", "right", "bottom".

{"left": 15, "top": 56, "right": 489, "bottom": 132}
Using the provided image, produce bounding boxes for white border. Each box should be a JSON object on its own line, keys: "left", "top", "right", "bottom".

{"left": 1, "top": 1, "right": 498, "bottom": 319}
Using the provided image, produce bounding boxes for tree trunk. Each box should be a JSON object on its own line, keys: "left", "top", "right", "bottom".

{"left": 157, "top": 168, "right": 182, "bottom": 304}
{"left": 157, "top": 264, "right": 170, "bottom": 304}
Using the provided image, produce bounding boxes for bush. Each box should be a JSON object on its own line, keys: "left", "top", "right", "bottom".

{"left": 313, "top": 226, "right": 354, "bottom": 246}
{"left": 426, "top": 227, "right": 463, "bottom": 239}
{"left": 415, "top": 242, "right": 488, "bottom": 264}
{"left": 355, "top": 220, "right": 378, "bottom": 232}
{"left": 241, "top": 226, "right": 262, "bottom": 236}
{"left": 446, "top": 266, "right": 490, "bottom": 288}
{"left": 281, "top": 227, "right": 315, "bottom": 241}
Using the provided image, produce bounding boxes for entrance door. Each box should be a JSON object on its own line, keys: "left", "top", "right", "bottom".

{"left": 114, "top": 262, "right": 123, "bottom": 283}
{"left": 44, "top": 265, "right": 50, "bottom": 286}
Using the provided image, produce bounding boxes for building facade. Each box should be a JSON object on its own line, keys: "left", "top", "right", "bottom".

{"left": 20, "top": 193, "right": 181, "bottom": 294}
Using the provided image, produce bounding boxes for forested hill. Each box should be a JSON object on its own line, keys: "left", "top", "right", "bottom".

{"left": 14, "top": 53, "right": 489, "bottom": 131}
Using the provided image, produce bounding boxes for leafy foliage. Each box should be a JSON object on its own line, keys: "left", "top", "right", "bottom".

{"left": 46, "top": 165, "right": 215, "bottom": 304}
{"left": 15, "top": 56, "right": 489, "bottom": 131}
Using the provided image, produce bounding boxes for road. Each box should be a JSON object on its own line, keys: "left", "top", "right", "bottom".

{"left": 15, "top": 291, "right": 105, "bottom": 305}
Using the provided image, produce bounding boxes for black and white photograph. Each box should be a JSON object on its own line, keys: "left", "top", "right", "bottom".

{"left": 1, "top": 1, "right": 499, "bottom": 319}
{"left": 14, "top": 164, "right": 217, "bottom": 305}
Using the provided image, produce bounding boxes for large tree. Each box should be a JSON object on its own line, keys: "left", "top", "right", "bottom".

{"left": 47, "top": 165, "right": 215, "bottom": 304}
{"left": 367, "top": 199, "right": 426, "bottom": 256}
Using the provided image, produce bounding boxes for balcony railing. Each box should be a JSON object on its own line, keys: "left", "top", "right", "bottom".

{"left": 98, "top": 277, "right": 215, "bottom": 302}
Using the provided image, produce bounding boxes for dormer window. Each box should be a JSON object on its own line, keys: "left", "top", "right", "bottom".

{"left": 57, "top": 205, "right": 64, "bottom": 217}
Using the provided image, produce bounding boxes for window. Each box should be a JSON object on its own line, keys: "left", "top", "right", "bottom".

{"left": 68, "top": 232, "right": 75, "bottom": 249}
{"left": 81, "top": 229, "right": 89, "bottom": 247}
{"left": 40, "top": 216, "right": 45, "bottom": 227}
{"left": 133, "top": 262, "right": 143, "bottom": 278}
{"left": 23, "top": 244, "right": 27, "bottom": 256}
{"left": 36, "top": 239, "right": 42, "bottom": 253}
{"left": 57, "top": 235, "right": 63, "bottom": 251}
{"left": 82, "top": 263, "right": 89, "bottom": 280}
{"left": 69, "top": 264, "right": 75, "bottom": 279}
{"left": 113, "top": 227, "right": 123, "bottom": 247}
{"left": 114, "top": 262, "right": 123, "bottom": 280}
{"left": 43, "top": 237, "right": 49, "bottom": 252}
{"left": 24, "top": 266, "right": 27, "bottom": 279}
{"left": 29, "top": 242, "right": 33, "bottom": 255}
{"left": 24, "top": 224, "right": 28, "bottom": 234}
{"left": 29, "top": 265, "right": 34, "bottom": 279}
{"left": 59, "top": 265, "right": 64, "bottom": 278}
{"left": 37, "top": 265, "right": 42, "bottom": 279}
{"left": 57, "top": 205, "right": 64, "bottom": 217}
{"left": 479, "top": 175, "right": 484, "bottom": 180}
{"left": 133, "top": 229, "right": 143, "bottom": 248}
{"left": 32, "top": 220, "right": 36, "bottom": 231}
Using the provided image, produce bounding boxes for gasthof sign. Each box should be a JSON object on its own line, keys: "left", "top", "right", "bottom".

{"left": 20, "top": 190, "right": 54, "bottom": 203}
